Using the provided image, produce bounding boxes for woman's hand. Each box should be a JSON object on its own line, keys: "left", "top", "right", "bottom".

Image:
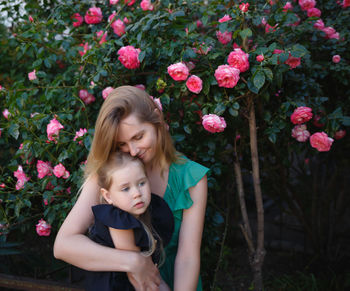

{"left": 127, "top": 255, "right": 161, "bottom": 291}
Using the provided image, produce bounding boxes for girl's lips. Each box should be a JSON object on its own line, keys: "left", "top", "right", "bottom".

{"left": 134, "top": 202, "right": 144, "bottom": 209}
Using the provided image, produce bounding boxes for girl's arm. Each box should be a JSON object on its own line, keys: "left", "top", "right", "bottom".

{"left": 53, "top": 175, "right": 160, "bottom": 290}
{"left": 110, "top": 228, "right": 170, "bottom": 291}
{"left": 173, "top": 175, "right": 208, "bottom": 291}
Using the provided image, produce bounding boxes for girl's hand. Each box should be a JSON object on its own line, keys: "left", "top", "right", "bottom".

{"left": 127, "top": 255, "right": 160, "bottom": 291}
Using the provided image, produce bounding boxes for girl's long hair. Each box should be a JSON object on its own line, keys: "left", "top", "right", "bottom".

{"left": 85, "top": 85, "right": 178, "bottom": 179}
{"left": 97, "top": 152, "right": 164, "bottom": 265}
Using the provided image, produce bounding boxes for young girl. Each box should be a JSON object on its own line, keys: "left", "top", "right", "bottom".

{"left": 85, "top": 151, "right": 173, "bottom": 291}
{"left": 54, "top": 86, "right": 209, "bottom": 291}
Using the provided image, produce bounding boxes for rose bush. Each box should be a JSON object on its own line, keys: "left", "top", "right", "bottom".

{"left": 0, "top": 0, "right": 349, "bottom": 288}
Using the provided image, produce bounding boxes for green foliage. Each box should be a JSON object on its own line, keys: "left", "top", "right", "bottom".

{"left": 0, "top": 0, "right": 349, "bottom": 287}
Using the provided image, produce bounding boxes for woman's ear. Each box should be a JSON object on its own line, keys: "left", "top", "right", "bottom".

{"left": 101, "top": 188, "right": 113, "bottom": 204}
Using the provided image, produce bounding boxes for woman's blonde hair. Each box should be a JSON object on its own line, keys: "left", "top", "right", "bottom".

{"left": 97, "top": 151, "right": 164, "bottom": 264}
{"left": 85, "top": 85, "right": 178, "bottom": 179}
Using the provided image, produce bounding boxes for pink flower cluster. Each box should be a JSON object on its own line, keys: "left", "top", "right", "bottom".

{"left": 141, "top": 0, "right": 154, "bottom": 11}
{"left": 14, "top": 165, "right": 30, "bottom": 190}
{"left": 218, "top": 15, "right": 232, "bottom": 23}
{"left": 214, "top": 65, "right": 240, "bottom": 88}
{"left": 74, "top": 128, "right": 88, "bottom": 145}
{"left": 228, "top": 48, "right": 250, "bottom": 72}
{"left": 28, "top": 69, "right": 37, "bottom": 81}
{"left": 36, "top": 219, "right": 51, "bottom": 236}
{"left": 79, "top": 89, "right": 96, "bottom": 104}
{"left": 53, "top": 163, "right": 70, "bottom": 179}
{"left": 290, "top": 106, "right": 334, "bottom": 152}
{"left": 47, "top": 118, "right": 64, "bottom": 143}
{"left": 84, "top": 7, "right": 103, "bottom": 24}
{"left": 313, "top": 19, "right": 339, "bottom": 40}
{"left": 78, "top": 42, "right": 91, "bottom": 56}
{"left": 118, "top": 46, "right": 141, "bottom": 69}
{"left": 167, "top": 62, "right": 203, "bottom": 94}
{"left": 96, "top": 30, "right": 107, "bottom": 45}
{"left": 102, "top": 86, "right": 114, "bottom": 99}
{"left": 216, "top": 31, "right": 232, "bottom": 45}
{"left": 37, "top": 160, "right": 52, "bottom": 179}
{"left": 202, "top": 114, "right": 227, "bottom": 133}
{"left": 239, "top": 3, "right": 250, "bottom": 13}
{"left": 109, "top": 12, "right": 126, "bottom": 37}
{"left": 72, "top": 13, "right": 83, "bottom": 27}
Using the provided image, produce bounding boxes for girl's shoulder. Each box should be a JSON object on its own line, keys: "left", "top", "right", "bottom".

{"left": 92, "top": 204, "right": 142, "bottom": 230}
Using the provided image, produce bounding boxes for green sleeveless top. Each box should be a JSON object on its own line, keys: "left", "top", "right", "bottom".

{"left": 159, "top": 156, "right": 209, "bottom": 290}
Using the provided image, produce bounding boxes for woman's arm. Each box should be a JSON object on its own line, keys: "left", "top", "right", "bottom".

{"left": 53, "top": 176, "right": 160, "bottom": 290}
{"left": 173, "top": 175, "right": 208, "bottom": 291}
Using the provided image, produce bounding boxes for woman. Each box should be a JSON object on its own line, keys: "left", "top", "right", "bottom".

{"left": 54, "top": 86, "right": 209, "bottom": 291}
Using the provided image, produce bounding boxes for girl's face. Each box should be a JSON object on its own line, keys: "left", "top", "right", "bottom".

{"left": 116, "top": 113, "right": 158, "bottom": 165}
{"left": 101, "top": 161, "right": 151, "bottom": 217}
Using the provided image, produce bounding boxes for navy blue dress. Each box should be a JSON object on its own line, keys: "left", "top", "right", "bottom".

{"left": 84, "top": 194, "right": 174, "bottom": 291}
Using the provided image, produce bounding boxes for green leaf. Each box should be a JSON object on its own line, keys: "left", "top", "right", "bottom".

{"left": 239, "top": 28, "right": 252, "bottom": 39}
{"left": 291, "top": 44, "right": 308, "bottom": 58}
{"left": 232, "top": 102, "right": 240, "bottom": 110}
{"left": 342, "top": 116, "right": 350, "bottom": 126}
{"left": 253, "top": 70, "right": 265, "bottom": 90}
{"left": 184, "top": 125, "right": 192, "bottom": 134}
{"left": 263, "top": 68, "right": 273, "bottom": 81}
{"left": 33, "top": 59, "right": 42, "bottom": 67}
{"left": 229, "top": 107, "right": 239, "bottom": 117}
{"left": 9, "top": 123, "right": 20, "bottom": 140}
{"left": 219, "top": 22, "right": 228, "bottom": 33}
{"left": 138, "top": 51, "right": 146, "bottom": 62}
{"left": 268, "top": 133, "right": 277, "bottom": 143}
{"left": 214, "top": 103, "right": 226, "bottom": 115}
{"left": 44, "top": 58, "right": 51, "bottom": 68}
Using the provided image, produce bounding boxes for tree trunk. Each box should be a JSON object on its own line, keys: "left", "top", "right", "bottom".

{"left": 248, "top": 95, "right": 266, "bottom": 290}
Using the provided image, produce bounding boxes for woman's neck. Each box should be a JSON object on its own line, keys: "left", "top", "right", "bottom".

{"left": 146, "top": 164, "right": 169, "bottom": 197}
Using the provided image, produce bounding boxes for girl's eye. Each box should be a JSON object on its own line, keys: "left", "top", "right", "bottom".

{"left": 139, "top": 181, "right": 146, "bottom": 187}
{"left": 121, "top": 187, "right": 130, "bottom": 192}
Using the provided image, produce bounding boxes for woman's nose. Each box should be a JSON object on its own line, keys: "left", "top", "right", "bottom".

{"left": 128, "top": 143, "right": 139, "bottom": 156}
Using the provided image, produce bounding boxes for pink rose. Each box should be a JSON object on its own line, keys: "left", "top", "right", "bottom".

{"left": 123, "top": 17, "right": 130, "bottom": 24}
{"left": 47, "top": 118, "right": 64, "bottom": 142}
{"left": 84, "top": 7, "right": 103, "bottom": 24}
{"left": 2, "top": 109, "right": 10, "bottom": 119}
{"left": 74, "top": 128, "right": 88, "bottom": 145}
{"left": 214, "top": 65, "right": 240, "bottom": 88}
{"left": 313, "top": 19, "right": 324, "bottom": 30}
{"left": 134, "top": 84, "right": 146, "bottom": 90}
{"left": 285, "top": 54, "right": 301, "bottom": 69}
{"left": 110, "top": 0, "right": 119, "bottom": 4}
{"left": 79, "top": 89, "right": 96, "bottom": 104}
{"left": 291, "top": 124, "right": 310, "bottom": 142}
{"left": 37, "top": 160, "right": 52, "bottom": 179}
{"left": 322, "top": 26, "right": 336, "bottom": 38}
{"left": 117, "top": 46, "right": 141, "bottom": 69}
{"left": 328, "top": 32, "right": 339, "bottom": 40}
{"left": 334, "top": 129, "right": 346, "bottom": 140}
{"left": 29, "top": 15, "right": 34, "bottom": 22}
{"left": 102, "top": 86, "right": 114, "bottom": 99}
{"left": 53, "top": 163, "right": 68, "bottom": 178}
{"left": 283, "top": 2, "right": 293, "bottom": 11}
{"left": 36, "top": 219, "right": 51, "bottom": 236}
{"left": 140, "top": 0, "right": 154, "bottom": 11}
{"left": 14, "top": 165, "right": 30, "bottom": 190}
{"left": 227, "top": 48, "right": 250, "bottom": 72}
{"left": 216, "top": 30, "right": 232, "bottom": 45}
{"left": 290, "top": 106, "right": 313, "bottom": 124}
{"left": 239, "top": 3, "right": 250, "bottom": 12}
{"left": 256, "top": 54, "right": 264, "bottom": 62}
{"left": 310, "top": 132, "right": 334, "bottom": 152}
{"left": 78, "top": 42, "right": 91, "bottom": 56}
{"left": 265, "top": 23, "right": 278, "bottom": 33}
{"left": 125, "top": 0, "right": 136, "bottom": 6}
{"left": 218, "top": 15, "right": 232, "bottom": 23}
{"left": 186, "top": 75, "right": 203, "bottom": 94}
{"left": 96, "top": 30, "right": 107, "bottom": 45}
{"left": 167, "top": 62, "right": 189, "bottom": 81}
{"left": 312, "top": 114, "right": 325, "bottom": 128}
{"left": 202, "top": 114, "right": 227, "bottom": 133}
{"left": 298, "top": 0, "right": 316, "bottom": 11}
{"left": 28, "top": 69, "right": 37, "bottom": 81}
{"left": 307, "top": 8, "right": 321, "bottom": 17}
{"left": 111, "top": 19, "right": 126, "bottom": 37}
{"left": 343, "top": 0, "right": 350, "bottom": 8}
{"left": 332, "top": 55, "right": 341, "bottom": 63}
{"left": 72, "top": 13, "right": 83, "bottom": 27}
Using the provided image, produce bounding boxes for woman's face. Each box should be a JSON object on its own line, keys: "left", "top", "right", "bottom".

{"left": 116, "top": 114, "right": 158, "bottom": 165}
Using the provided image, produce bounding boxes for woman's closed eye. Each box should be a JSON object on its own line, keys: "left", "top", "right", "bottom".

{"left": 134, "top": 133, "right": 143, "bottom": 140}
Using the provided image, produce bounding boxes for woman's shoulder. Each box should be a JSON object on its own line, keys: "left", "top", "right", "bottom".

{"left": 171, "top": 155, "right": 209, "bottom": 178}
